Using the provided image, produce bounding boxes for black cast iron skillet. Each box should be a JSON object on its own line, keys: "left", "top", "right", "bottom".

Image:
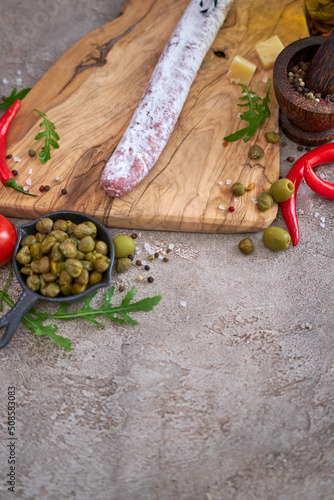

{"left": 0, "top": 211, "right": 115, "bottom": 349}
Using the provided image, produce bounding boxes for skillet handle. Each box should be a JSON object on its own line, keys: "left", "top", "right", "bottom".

{"left": 0, "top": 291, "right": 39, "bottom": 348}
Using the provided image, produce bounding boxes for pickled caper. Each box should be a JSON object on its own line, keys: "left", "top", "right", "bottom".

{"left": 40, "top": 283, "right": 61, "bottom": 297}
{"left": 59, "top": 239, "right": 77, "bottom": 259}
{"left": 50, "top": 260, "right": 61, "bottom": 276}
{"left": 257, "top": 192, "right": 274, "bottom": 212}
{"left": 22, "top": 235, "right": 37, "bottom": 247}
{"left": 36, "top": 218, "right": 53, "bottom": 234}
{"left": 42, "top": 272, "right": 57, "bottom": 283}
{"left": 26, "top": 274, "right": 41, "bottom": 291}
{"left": 269, "top": 178, "right": 295, "bottom": 203}
{"left": 67, "top": 222, "right": 77, "bottom": 236}
{"left": 41, "top": 234, "right": 57, "bottom": 254}
{"left": 231, "top": 182, "right": 251, "bottom": 197}
{"left": 50, "top": 230, "right": 68, "bottom": 243}
{"left": 89, "top": 271, "right": 103, "bottom": 286}
{"left": 60, "top": 284, "right": 72, "bottom": 296}
{"left": 113, "top": 235, "right": 135, "bottom": 259}
{"left": 85, "top": 251, "right": 98, "bottom": 263}
{"left": 16, "top": 246, "right": 32, "bottom": 265}
{"left": 74, "top": 222, "right": 96, "bottom": 239}
{"left": 71, "top": 282, "right": 87, "bottom": 295}
{"left": 35, "top": 232, "right": 46, "bottom": 243}
{"left": 115, "top": 257, "right": 132, "bottom": 273}
{"left": 265, "top": 132, "right": 281, "bottom": 144}
{"left": 30, "top": 260, "right": 41, "bottom": 274}
{"left": 95, "top": 241, "right": 108, "bottom": 256}
{"left": 263, "top": 227, "right": 291, "bottom": 251}
{"left": 81, "top": 260, "right": 94, "bottom": 272}
{"left": 65, "top": 259, "right": 83, "bottom": 278}
{"left": 76, "top": 250, "right": 85, "bottom": 260}
{"left": 238, "top": 238, "right": 254, "bottom": 255}
{"left": 75, "top": 269, "right": 89, "bottom": 285}
{"left": 248, "top": 144, "right": 264, "bottom": 160}
{"left": 30, "top": 242, "right": 42, "bottom": 260}
{"left": 94, "top": 256, "right": 110, "bottom": 273}
{"left": 38, "top": 255, "right": 51, "bottom": 274}
{"left": 53, "top": 219, "right": 68, "bottom": 231}
{"left": 58, "top": 270, "right": 73, "bottom": 286}
{"left": 20, "top": 264, "right": 33, "bottom": 276}
{"left": 51, "top": 242, "right": 65, "bottom": 262}
{"left": 78, "top": 235, "right": 95, "bottom": 253}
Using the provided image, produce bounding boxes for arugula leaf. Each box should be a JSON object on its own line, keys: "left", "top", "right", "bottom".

{"left": 34, "top": 108, "right": 60, "bottom": 163}
{"left": 0, "top": 284, "right": 162, "bottom": 351}
{"left": 224, "top": 78, "right": 271, "bottom": 143}
{"left": 0, "top": 87, "right": 31, "bottom": 110}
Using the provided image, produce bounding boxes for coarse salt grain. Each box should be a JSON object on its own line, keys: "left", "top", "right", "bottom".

{"left": 17, "top": 70, "right": 22, "bottom": 75}
{"left": 16, "top": 77, "right": 22, "bottom": 85}
{"left": 23, "top": 186, "right": 29, "bottom": 192}
{"left": 28, "top": 168, "right": 33, "bottom": 175}
{"left": 180, "top": 300, "right": 187, "bottom": 307}
{"left": 314, "top": 212, "right": 319, "bottom": 217}
{"left": 252, "top": 198, "right": 258, "bottom": 204}
{"left": 320, "top": 222, "right": 325, "bottom": 228}
{"left": 319, "top": 173, "right": 325, "bottom": 179}
{"left": 237, "top": 113, "right": 242, "bottom": 118}
{"left": 218, "top": 181, "right": 223, "bottom": 185}
{"left": 26, "top": 178, "right": 32, "bottom": 185}
{"left": 14, "top": 157, "right": 21, "bottom": 162}
{"left": 138, "top": 232, "right": 142, "bottom": 238}
{"left": 226, "top": 179, "right": 232, "bottom": 185}
{"left": 168, "top": 243, "right": 174, "bottom": 250}
{"left": 158, "top": 255, "right": 164, "bottom": 260}
{"left": 234, "top": 197, "right": 239, "bottom": 203}
{"left": 262, "top": 76, "right": 268, "bottom": 83}
{"left": 218, "top": 204, "right": 225, "bottom": 210}
{"left": 320, "top": 216, "right": 325, "bottom": 223}
{"left": 2, "top": 77, "right": 9, "bottom": 85}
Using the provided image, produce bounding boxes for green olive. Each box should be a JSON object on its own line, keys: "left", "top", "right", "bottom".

{"left": 71, "top": 282, "right": 87, "bottom": 295}
{"left": 263, "top": 227, "right": 291, "bottom": 251}
{"left": 95, "top": 240, "right": 108, "bottom": 256}
{"left": 26, "top": 274, "right": 41, "bottom": 291}
{"left": 58, "top": 270, "right": 73, "bottom": 286}
{"left": 78, "top": 235, "right": 95, "bottom": 253}
{"left": 40, "top": 235, "right": 57, "bottom": 254}
{"left": 65, "top": 259, "right": 83, "bottom": 278}
{"left": 53, "top": 219, "right": 68, "bottom": 232}
{"left": 36, "top": 218, "right": 53, "bottom": 234}
{"left": 115, "top": 257, "right": 132, "bottom": 273}
{"left": 269, "top": 178, "right": 295, "bottom": 203}
{"left": 38, "top": 255, "right": 51, "bottom": 274}
{"left": 94, "top": 256, "right": 110, "bottom": 273}
{"left": 257, "top": 192, "right": 274, "bottom": 212}
{"left": 22, "top": 235, "right": 37, "bottom": 247}
{"left": 59, "top": 239, "right": 77, "bottom": 259}
{"left": 238, "top": 238, "right": 254, "bottom": 255}
{"left": 40, "top": 283, "right": 61, "bottom": 297}
{"left": 89, "top": 271, "right": 103, "bottom": 286}
{"left": 16, "top": 246, "right": 32, "bottom": 265}
{"left": 113, "top": 235, "right": 135, "bottom": 259}
{"left": 75, "top": 269, "right": 89, "bottom": 285}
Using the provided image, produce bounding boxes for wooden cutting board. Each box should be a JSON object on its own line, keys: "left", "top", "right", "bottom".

{"left": 2, "top": 0, "right": 308, "bottom": 232}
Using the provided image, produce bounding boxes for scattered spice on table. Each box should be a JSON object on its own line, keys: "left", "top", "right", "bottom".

{"left": 61, "top": 188, "right": 67, "bottom": 195}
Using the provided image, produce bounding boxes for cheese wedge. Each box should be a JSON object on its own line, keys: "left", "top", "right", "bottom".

{"left": 226, "top": 55, "right": 257, "bottom": 86}
{"left": 255, "top": 35, "right": 284, "bottom": 69}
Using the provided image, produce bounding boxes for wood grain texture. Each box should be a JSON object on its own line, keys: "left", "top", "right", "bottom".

{"left": 2, "top": 0, "right": 309, "bottom": 232}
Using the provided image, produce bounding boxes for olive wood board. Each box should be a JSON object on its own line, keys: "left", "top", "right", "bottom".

{"left": 2, "top": 0, "right": 308, "bottom": 232}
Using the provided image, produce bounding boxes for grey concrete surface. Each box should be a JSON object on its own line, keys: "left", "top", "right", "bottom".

{"left": 0, "top": 1, "right": 333, "bottom": 499}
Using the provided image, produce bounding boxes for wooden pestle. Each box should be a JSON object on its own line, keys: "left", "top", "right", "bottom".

{"left": 304, "top": 28, "right": 334, "bottom": 96}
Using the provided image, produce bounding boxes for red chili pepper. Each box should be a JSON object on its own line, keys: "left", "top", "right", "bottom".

{"left": 0, "top": 100, "right": 37, "bottom": 197}
{"left": 304, "top": 159, "right": 334, "bottom": 199}
{"left": 281, "top": 143, "right": 334, "bottom": 246}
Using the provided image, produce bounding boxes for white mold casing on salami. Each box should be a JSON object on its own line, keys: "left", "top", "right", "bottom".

{"left": 101, "top": 0, "right": 234, "bottom": 197}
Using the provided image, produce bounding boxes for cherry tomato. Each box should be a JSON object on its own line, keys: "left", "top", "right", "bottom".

{"left": 0, "top": 215, "right": 17, "bottom": 266}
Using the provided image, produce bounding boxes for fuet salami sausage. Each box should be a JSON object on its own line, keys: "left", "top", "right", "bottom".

{"left": 101, "top": 0, "right": 234, "bottom": 197}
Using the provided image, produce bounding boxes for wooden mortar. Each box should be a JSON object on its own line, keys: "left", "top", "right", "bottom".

{"left": 273, "top": 32, "right": 334, "bottom": 146}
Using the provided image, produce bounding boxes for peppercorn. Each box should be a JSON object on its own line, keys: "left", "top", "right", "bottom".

{"left": 144, "top": 265, "right": 150, "bottom": 271}
{"left": 43, "top": 185, "right": 50, "bottom": 192}
{"left": 11, "top": 169, "right": 18, "bottom": 176}
{"left": 297, "top": 145, "right": 304, "bottom": 151}
{"left": 148, "top": 277, "right": 154, "bottom": 283}
{"left": 166, "top": 248, "right": 172, "bottom": 253}
{"left": 163, "top": 257, "right": 169, "bottom": 262}
{"left": 148, "top": 254, "right": 155, "bottom": 261}
{"left": 135, "top": 259, "right": 142, "bottom": 266}
{"left": 61, "top": 188, "right": 67, "bottom": 195}
{"left": 6, "top": 154, "right": 12, "bottom": 159}
{"left": 28, "top": 149, "right": 36, "bottom": 157}
{"left": 287, "top": 157, "right": 294, "bottom": 163}
{"left": 154, "top": 252, "right": 159, "bottom": 258}
{"left": 137, "top": 275, "right": 144, "bottom": 282}
{"left": 131, "top": 233, "right": 137, "bottom": 239}
{"left": 118, "top": 285, "right": 125, "bottom": 292}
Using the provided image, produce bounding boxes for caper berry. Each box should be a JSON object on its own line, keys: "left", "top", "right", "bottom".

{"left": 238, "top": 238, "right": 254, "bottom": 255}
{"left": 113, "top": 235, "right": 135, "bottom": 258}
{"left": 115, "top": 257, "right": 132, "bottom": 273}
{"left": 269, "top": 178, "right": 295, "bottom": 203}
{"left": 265, "top": 132, "right": 281, "bottom": 144}
{"left": 231, "top": 182, "right": 251, "bottom": 197}
{"left": 263, "top": 227, "right": 291, "bottom": 251}
{"left": 257, "top": 192, "right": 274, "bottom": 212}
{"left": 248, "top": 144, "right": 264, "bottom": 160}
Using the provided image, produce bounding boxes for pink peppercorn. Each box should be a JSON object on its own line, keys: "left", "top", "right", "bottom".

{"left": 39, "top": 185, "right": 44, "bottom": 192}
{"left": 228, "top": 206, "right": 235, "bottom": 212}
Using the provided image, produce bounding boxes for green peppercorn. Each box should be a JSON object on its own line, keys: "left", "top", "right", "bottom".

{"left": 231, "top": 182, "right": 251, "bottom": 197}
{"left": 248, "top": 144, "right": 264, "bottom": 160}
{"left": 238, "top": 238, "right": 254, "bottom": 255}
{"left": 269, "top": 178, "right": 295, "bottom": 203}
{"left": 257, "top": 192, "right": 274, "bottom": 212}
{"left": 28, "top": 149, "right": 36, "bottom": 157}
{"left": 263, "top": 227, "right": 291, "bottom": 251}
